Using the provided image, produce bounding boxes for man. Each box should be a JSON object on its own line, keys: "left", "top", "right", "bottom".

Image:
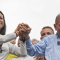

{"left": 40, "top": 26, "right": 54, "bottom": 40}
{"left": 19, "top": 14, "right": 60, "bottom": 60}
{"left": 36, "top": 26, "right": 54, "bottom": 60}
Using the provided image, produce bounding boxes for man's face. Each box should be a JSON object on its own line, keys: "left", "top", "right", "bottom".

{"left": 40, "top": 28, "right": 53, "bottom": 39}
{"left": 54, "top": 19, "right": 60, "bottom": 37}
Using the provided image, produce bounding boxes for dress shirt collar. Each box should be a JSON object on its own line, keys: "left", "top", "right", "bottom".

{"left": 56, "top": 33, "right": 60, "bottom": 39}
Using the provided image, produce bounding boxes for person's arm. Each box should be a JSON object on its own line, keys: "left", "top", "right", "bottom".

{"left": 18, "top": 23, "right": 46, "bottom": 57}
{"left": 7, "top": 41, "right": 27, "bottom": 57}
{"left": 25, "top": 37, "right": 47, "bottom": 57}
{"left": 0, "top": 31, "right": 19, "bottom": 43}
{"left": 0, "top": 33, "right": 16, "bottom": 43}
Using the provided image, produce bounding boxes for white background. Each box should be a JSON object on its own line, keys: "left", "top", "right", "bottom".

{"left": 0, "top": 0, "right": 60, "bottom": 42}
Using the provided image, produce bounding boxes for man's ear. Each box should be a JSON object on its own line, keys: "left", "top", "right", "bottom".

{"left": 54, "top": 24, "right": 57, "bottom": 31}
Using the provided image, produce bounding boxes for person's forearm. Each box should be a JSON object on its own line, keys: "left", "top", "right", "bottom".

{"left": 19, "top": 41, "right": 27, "bottom": 57}
{"left": 26, "top": 38, "right": 46, "bottom": 57}
{"left": 25, "top": 35, "right": 29, "bottom": 40}
{"left": 0, "top": 33, "right": 16, "bottom": 43}
{"left": 26, "top": 38, "right": 36, "bottom": 56}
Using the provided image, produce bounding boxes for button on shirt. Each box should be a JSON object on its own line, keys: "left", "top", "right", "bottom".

{"left": 26, "top": 34, "right": 60, "bottom": 60}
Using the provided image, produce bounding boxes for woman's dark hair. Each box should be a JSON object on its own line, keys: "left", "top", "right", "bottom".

{"left": 0, "top": 11, "right": 6, "bottom": 35}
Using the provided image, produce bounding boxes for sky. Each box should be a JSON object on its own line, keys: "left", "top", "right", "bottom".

{"left": 0, "top": 0, "right": 60, "bottom": 42}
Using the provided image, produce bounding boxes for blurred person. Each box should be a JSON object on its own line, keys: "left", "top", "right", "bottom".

{"left": 31, "top": 39, "right": 39, "bottom": 60}
{"left": 31, "top": 39, "right": 39, "bottom": 45}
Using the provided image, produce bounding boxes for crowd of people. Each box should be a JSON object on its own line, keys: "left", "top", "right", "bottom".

{"left": 0, "top": 11, "right": 60, "bottom": 60}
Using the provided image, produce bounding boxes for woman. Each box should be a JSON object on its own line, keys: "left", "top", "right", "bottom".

{"left": 0, "top": 11, "right": 27, "bottom": 60}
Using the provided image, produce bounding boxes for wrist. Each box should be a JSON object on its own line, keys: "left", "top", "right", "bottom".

{"left": 25, "top": 35, "right": 29, "bottom": 40}
{"left": 14, "top": 31, "right": 19, "bottom": 37}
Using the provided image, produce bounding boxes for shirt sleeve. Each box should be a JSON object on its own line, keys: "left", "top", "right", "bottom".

{"left": 7, "top": 41, "right": 27, "bottom": 57}
{"left": 0, "top": 33, "right": 16, "bottom": 43}
{"left": 26, "top": 38, "right": 47, "bottom": 57}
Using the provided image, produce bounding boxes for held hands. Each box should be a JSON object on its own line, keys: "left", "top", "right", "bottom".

{"left": 19, "top": 23, "right": 31, "bottom": 40}
{"left": 15, "top": 23, "right": 31, "bottom": 40}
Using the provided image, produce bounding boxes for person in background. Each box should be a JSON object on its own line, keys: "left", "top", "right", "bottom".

{"left": 31, "top": 39, "right": 39, "bottom": 60}
{"left": 35, "top": 26, "right": 54, "bottom": 60}
{"left": 31, "top": 39, "right": 39, "bottom": 45}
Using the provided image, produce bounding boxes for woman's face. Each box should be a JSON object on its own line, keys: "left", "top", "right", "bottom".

{"left": 0, "top": 13, "right": 4, "bottom": 30}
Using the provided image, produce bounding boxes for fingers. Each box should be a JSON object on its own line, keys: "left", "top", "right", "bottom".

{"left": 18, "top": 23, "right": 31, "bottom": 34}
{"left": 10, "top": 40, "right": 16, "bottom": 44}
{"left": 16, "top": 23, "right": 31, "bottom": 40}
{"left": 35, "top": 56, "right": 44, "bottom": 60}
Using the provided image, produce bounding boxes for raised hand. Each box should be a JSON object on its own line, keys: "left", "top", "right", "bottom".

{"left": 15, "top": 23, "right": 21, "bottom": 32}
{"left": 19, "top": 23, "right": 31, "bottom": 34}
{"left": 18, "top": 23, "right": 31, "bottom": 40}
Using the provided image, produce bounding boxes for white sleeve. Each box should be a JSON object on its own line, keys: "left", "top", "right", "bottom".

{"left": 0, "top": 33, "right": 16, "bottom": 43}
{"left": 7, "top": 41, "right": 27, "bottom": 57}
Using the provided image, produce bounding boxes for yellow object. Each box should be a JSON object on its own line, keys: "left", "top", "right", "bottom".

{"left": 7, "top": 54, "right": 19, "bottom": 60}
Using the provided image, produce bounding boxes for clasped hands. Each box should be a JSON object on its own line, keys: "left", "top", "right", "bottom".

{"left": 15, "top": 23, "right": 31, "bottom": 41}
